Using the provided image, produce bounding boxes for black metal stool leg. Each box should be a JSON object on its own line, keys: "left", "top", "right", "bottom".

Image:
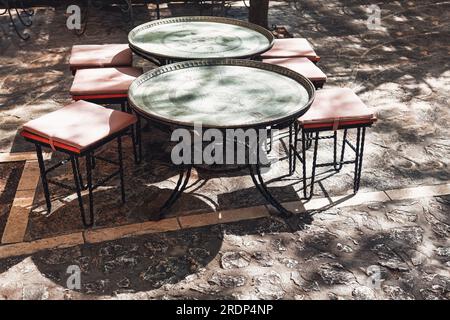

{"left": 305, "top": 131, "right": 319, "bottom": 200}
{"left": 35, "top": 144, "right": 52, "bottom": 212}
{"left": 70, "top": 156, "right": 92, "bottom": 227}
{"left": 336, "top": 129, "right": 347, "bottom": 171}
{"left": 117, "top": 136, "right": 126, "bottom": 203}
{"left": 308, "top": 132, "right": 313, "bottom": 149}
{"left": 85, "top": 152, "right": 95, "bottom": 226}
{"left": 301, "top": 129, "right": 308, "bottom": 199}
{"left": 353, "top": 128, "right": 362, "bottom": 194}
{"left": 136, "top": 115, "right": 142, "bottom": 162}
{"left": 74, "top": 157, "right": 84, "bottom": 188}
{"left": 333, "top": 130, "right": 338, "bottom": 169}
{"left": 130, "top": 126, "right": 138, "bottom": 164}
{"left": 288, "top": 124, "right": 294, "bottom": 175}
{"left": 354, "top": 127, "right": 366, "bottom": 193}
{"left": 292, "top": 122, "right": 299, "bottom": 174}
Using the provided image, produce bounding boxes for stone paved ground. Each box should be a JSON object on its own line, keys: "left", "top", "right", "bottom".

{"left": 1, "top": 195, "right": 449, "bottom": 299}
{"left": 0, "top": 0, "right": 449, "bottom": 299}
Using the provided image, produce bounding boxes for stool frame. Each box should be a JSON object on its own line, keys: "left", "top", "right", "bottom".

{"left": 24, "top": 127, "right": 132, "bottom": 227}
{"left": 289, "top": 122, "right": 372, "bottom": 199}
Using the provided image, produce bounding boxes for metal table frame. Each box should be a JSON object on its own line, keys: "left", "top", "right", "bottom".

{"left": 128, "top": 59, "right": 315, "bottom": 220}
{"left": 1, "top": 0, "right": 34, "bottom": 40}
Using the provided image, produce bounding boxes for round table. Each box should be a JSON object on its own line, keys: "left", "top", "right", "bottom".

{"left": 128, "top": 59, "right": 315, "bottom": 219}
{"left": 128, "top": 16, "right": 274, "bottom": 65}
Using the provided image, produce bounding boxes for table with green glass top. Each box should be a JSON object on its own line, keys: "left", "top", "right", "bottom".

{"left": 128, "top": 16, "right": 275, "bottom": 65}
{"left": 128, "top": 59, "right": 315, "bottom": 219}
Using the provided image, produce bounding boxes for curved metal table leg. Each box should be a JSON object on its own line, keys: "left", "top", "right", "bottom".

{"left": 248, "top": 162, "right": 293, "bottom": 218}
{"left": 246, "top": 128, "right": 296, "bottom": 219}
{"left": 2, "top": 0, "right": 34, "bottom": 40}
{"left": 158, "top": 165, "right": 192, "bottom": 219}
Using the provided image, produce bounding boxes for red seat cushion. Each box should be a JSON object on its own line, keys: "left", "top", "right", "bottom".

{"left": 260, "top": 38, "right": 320, "bottom": 62}
{"left": 69, "top": 44, "right": 133, "bottom": 70}
{"left": 299, "top": 88, "right": 376, "bottom": 129}
{"left": 70, "top": 67, "right": 143, "bottom": 98}
{"left": 21, "top": 100, "right": 137, "bottom": 152}
{"left": 263, "top": 57, "right": 327, "bottom": 83}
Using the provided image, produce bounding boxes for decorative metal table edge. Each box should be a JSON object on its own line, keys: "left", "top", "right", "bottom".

{"left": 128, "top": 15, "right": 275, "bottom": 65}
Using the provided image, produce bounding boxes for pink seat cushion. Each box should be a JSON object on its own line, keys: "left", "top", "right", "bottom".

{"left": 70, "top": 67, "right": 143, "bottom": 97}
{"left": 69, "top": 44, "right": 132, "bottom": 69}
{"left": 263, "top": 57, "right": 327, "bottom": 82}
{"left": 260, "top": 38, "right": 320, "bottom": 61}
{"left": 21, "top": 100, "right": 137, "bottom": 151}
{"left": 299, "top": 88, "right": 376, "bottom": 127}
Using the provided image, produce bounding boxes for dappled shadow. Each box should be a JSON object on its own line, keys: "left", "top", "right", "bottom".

{"left": 0, "top": 192, "right": 448, "bottom": 299}
{"left": 269, "top": 0, "right": 450, "bottom": 190}
{"left": 1, "top": 0, "right": 449, "bottom": 299}
{"left": 31, "top": 224, "right": 223, "bottom": 295}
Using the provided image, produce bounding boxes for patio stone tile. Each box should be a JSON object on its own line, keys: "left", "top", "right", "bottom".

{"left": 84, "top": 217, "right": 180, "bottom": 244}
{"left": 385, "top": 184, "right": 450, "bottom": 201}
{"left": 16, "top": 160, "right": 40, "bottom": 191}
{"left": 0, "top": 152, "right": 36, "bottom": 163}
{"left": 0, "top": 162, "right": 25, "bottom": 238}
{"left": 273, "top": 192, "right": 389, "bottom": 215}
{"left": 331, "top": 191, "right": 391, "bottom": 208}
{"left": 178, "top": 205, "right": 269, "bottom": 229}
{"left": 1, "top": 189, "right": 36, "bottom": 244}
{"left": 268, "top": 201, "right": 306, "bottom": 215}
{"left": 0, "top": 152, "right": 51, "bottom": 163}
{"left": 0, "top": 232, "right": 84, "bottom": 259}
{"left": 277, "top": 198, "right": 330, "bottom": 213}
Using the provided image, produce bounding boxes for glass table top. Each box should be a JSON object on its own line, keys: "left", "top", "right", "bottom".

{"left": 128, "top": 60, "right": 315, "bottom": 129}
{"left": 128, "top": 16, "right": 274, "bottom": 60}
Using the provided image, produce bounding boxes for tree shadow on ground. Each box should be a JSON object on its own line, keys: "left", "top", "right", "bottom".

{"left": 0, "top": 195, "right": 448, "bottom": 299}
{"left": 31, "top": 224, "right": 224, "bottom": 296}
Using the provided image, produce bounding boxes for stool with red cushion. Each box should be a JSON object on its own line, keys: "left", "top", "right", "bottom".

{"left": 70, "top": 66, "right": 144, "bottom": 162}
{"left": 20, "top": 100, "right": 137, "bottom": 227}
{"left": 260, "top": 38, "right": 320, "bottom": 62}
{"left": 290, "top": 88, "right": 377, "bottom": 198}
{"left": 262, "top": 57, "right": 327, "bottom": 89}
{"left": 70, "top": 66, "right": 142, "bottom": 110}
{"left": 69, "top": 44, "right": 133, "bottom": 74}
